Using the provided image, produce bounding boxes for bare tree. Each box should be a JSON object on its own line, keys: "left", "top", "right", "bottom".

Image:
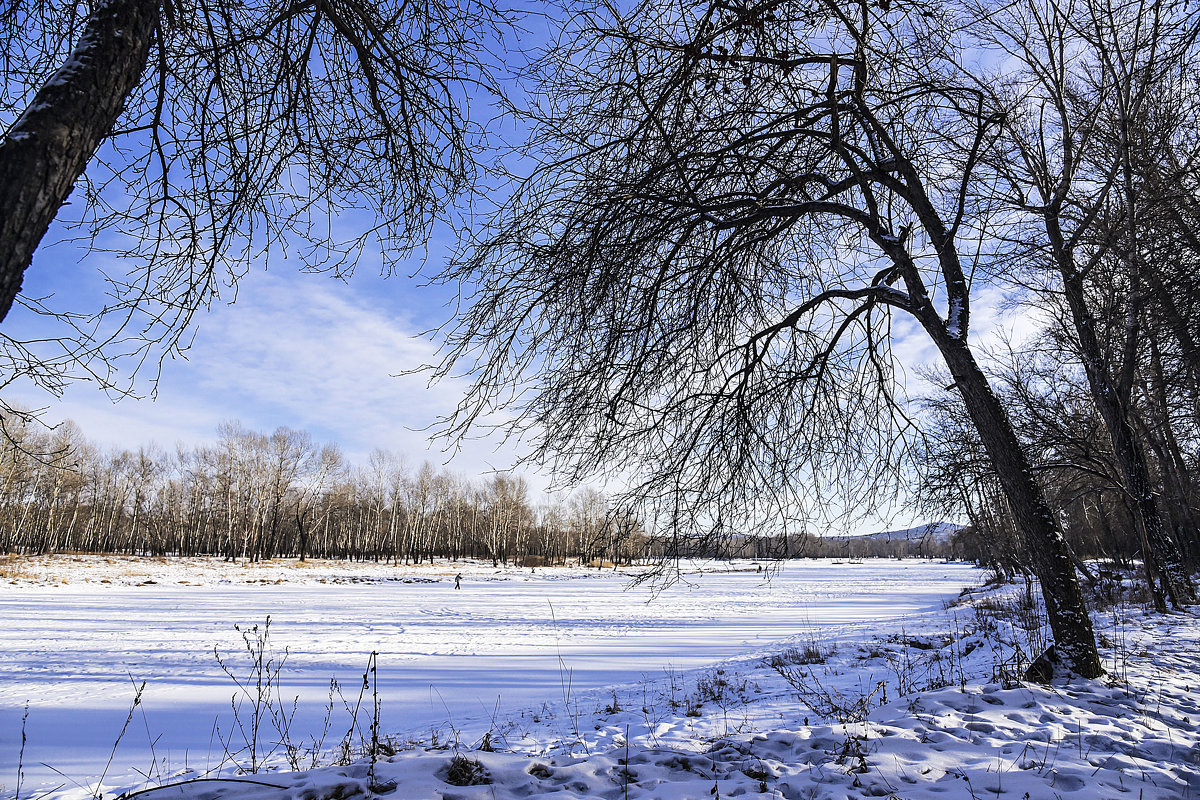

{"left": 917, "top": 338, "right": 1151, "bottom": 575}
{"left": 433, "top": 0, "right": 1103, "bottom": 676}
{"left": 972, "top": 0, "right": 1199, "bottom": 608}
{"left": 293, "top": 441, "right": 344, "bottom": 562}
{"left": 0, "top": 0, "right": 509, "bottom": 395}
{"left": 0, "top": 411, "right": 663, "bottom": 564}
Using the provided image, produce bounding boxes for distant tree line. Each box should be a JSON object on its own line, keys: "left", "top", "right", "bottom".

{"left": 0, "top": 415, "right": 659, "bottom": 566}
{"left": 799, "top": 535, "right": 958, "bottom": 561}
{"left": 0, "top": 411, "right": 977, "bottom": 565}
{"left": 18, "top": 399, "right": 1197, "bottom": 581}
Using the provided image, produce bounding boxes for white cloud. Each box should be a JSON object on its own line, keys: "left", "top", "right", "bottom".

{"left": 10, "top": 268, "right": 541, "bottom": 486}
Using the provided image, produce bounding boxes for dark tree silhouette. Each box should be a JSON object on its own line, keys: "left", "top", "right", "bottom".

{"left": 0, "top": 0, "right": 507, "bottom": 394}
{"left": 434, "top": 0, "right": 1103, "bottom": 676}
{"left": 973, "top": 0, "right": 1199, "bottom": 609}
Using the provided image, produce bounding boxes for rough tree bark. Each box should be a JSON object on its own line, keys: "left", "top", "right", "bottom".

{"left": 0, "top": 0, "right": 161, "bottom": 322}
{"left": 931, "top": 328, "right": 1105, "bottom": 677}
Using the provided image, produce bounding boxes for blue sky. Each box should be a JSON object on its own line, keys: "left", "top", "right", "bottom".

{"left": 1, "top": 0, "right": 550, "bottom": 484}
{"left": 6, "top": 219, "right": 1010, "bottom": 533}
{"left": 5, "top": 224, "right": 537, "bottom": 483}
{"left": 3, "top": 191, "right": 1033, "bottom": 531}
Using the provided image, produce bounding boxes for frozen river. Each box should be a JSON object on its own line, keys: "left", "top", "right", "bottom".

{"left": 0, "top": 558, "right": 979, "bottom": 796}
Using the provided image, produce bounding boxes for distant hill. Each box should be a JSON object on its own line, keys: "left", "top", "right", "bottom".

{"left": 832, "top": 522, "right": 961, "bottom": 544}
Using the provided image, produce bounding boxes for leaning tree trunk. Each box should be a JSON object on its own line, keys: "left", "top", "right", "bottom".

{"left": 0, "top": 0, "right": 160, "bottom": 322}
{"left": 933, "top": 329, "right": 1105, "bottom": 679}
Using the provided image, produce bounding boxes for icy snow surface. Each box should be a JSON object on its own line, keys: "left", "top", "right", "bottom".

{"left": 2, "top": 556, "right": 1199, "bottom": 800}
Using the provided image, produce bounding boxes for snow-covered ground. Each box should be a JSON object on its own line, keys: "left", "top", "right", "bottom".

{"left": 2, "top": 556, "right": 1198, "bottom": 800}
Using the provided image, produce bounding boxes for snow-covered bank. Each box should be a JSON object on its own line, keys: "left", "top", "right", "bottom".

{"left": 233, "top": 601, "right": 1196, "bottom": 800}
{"left": 3, "top": 557, "right": 1198, "bottom": 800}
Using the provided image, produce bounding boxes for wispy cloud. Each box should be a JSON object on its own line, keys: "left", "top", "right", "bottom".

{"left": 12, "top": 269, "right": 536, "bottom": 483}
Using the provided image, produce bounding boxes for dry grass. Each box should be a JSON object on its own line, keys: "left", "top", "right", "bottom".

{"left": 0, "top": 554, "right": 34, "bottom": 581}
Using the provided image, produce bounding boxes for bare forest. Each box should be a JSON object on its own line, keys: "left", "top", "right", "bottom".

{"left": 0, "top": 415, "right": 692, "bottom": 566}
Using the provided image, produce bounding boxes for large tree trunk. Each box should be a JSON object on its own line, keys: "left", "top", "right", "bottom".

{"left": 0, "top": 0, "right": 160, "bottom": 322}
{"left": 933, "top": 330, "right": 1104, "bottom": 679}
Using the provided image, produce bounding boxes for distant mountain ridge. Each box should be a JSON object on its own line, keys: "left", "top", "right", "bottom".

{"left": 834, "top": 522, "right": 961, "bottom": 544}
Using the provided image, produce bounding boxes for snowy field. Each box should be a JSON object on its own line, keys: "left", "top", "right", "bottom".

{"left": 2, "top": 556, "right": 1199, "bottom": 800}
{"left": 1, "top": 557, "right": 970, "bottom": 794}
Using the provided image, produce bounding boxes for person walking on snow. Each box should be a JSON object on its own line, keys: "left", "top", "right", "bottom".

{"left": 454, "top": 573, "right": 462, "bottom": 590}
